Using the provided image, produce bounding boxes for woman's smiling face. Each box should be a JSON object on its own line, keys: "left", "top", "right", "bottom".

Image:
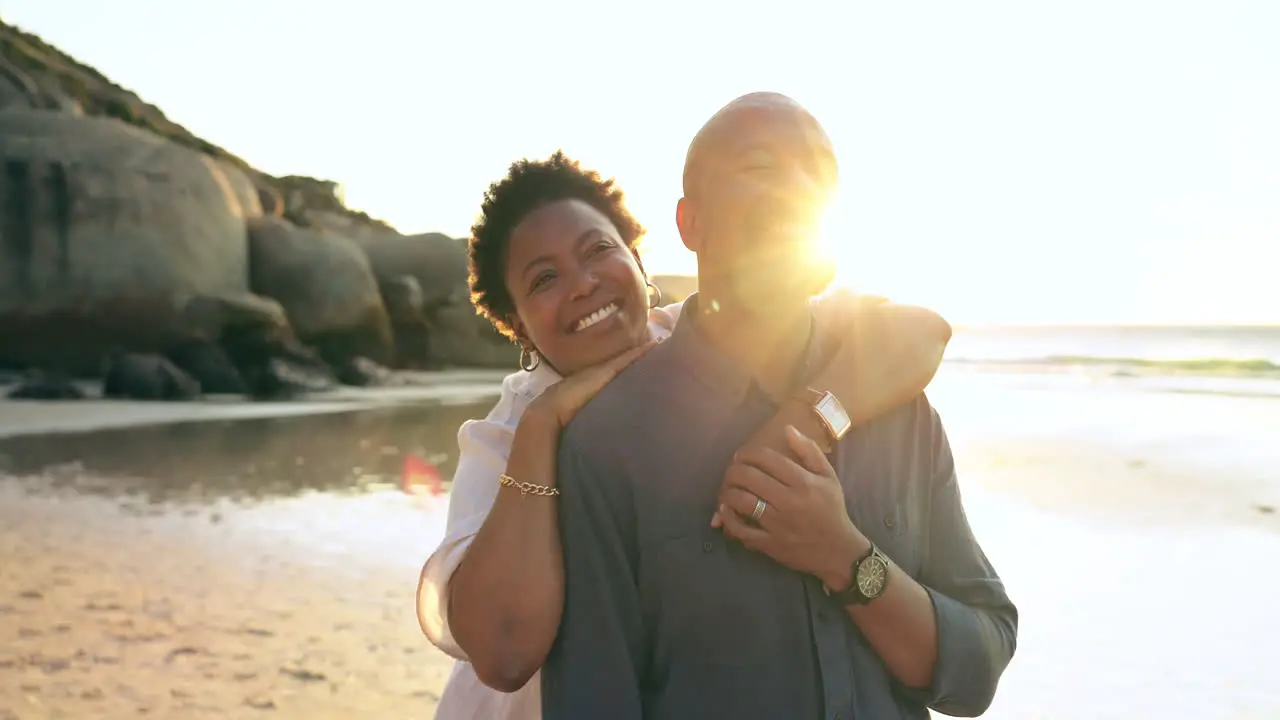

{"left": 503, "top": 199, "right": 651, "bottom": 376}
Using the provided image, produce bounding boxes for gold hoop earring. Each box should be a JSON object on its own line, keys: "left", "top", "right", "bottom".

{"left": 519, "top": 346, "right": 540, "bottom": 372}
{"left": 646, "top": 281, "right": 663, "bottom": 309}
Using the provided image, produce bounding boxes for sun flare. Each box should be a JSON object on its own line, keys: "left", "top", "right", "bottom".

{"left": 812, "top": 189, "right": 957, "bottom": 321}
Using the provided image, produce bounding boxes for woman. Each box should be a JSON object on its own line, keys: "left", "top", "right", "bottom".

{"left": 416, "top": 152, "right": 952, "bottom": 719}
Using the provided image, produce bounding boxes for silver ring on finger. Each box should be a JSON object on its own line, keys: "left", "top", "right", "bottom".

{"left": 750, "top": 496, "right": 767, "bottom": 522}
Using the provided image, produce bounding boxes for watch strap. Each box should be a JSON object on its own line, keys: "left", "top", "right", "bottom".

{"left": 793, "top": 386, "right": 826, "bottom": 406}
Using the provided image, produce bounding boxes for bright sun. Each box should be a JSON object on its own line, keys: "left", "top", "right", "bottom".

{"left": 813, "top": 191, "right": 952, "bottom": 318}
{"left": 641, "top": 186, "right": 967, "bottom": 322}
{"left": 815, "top": 197, "right": 864, "bottom": 293}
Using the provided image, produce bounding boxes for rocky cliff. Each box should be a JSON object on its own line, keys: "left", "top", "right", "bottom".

{"left": 0, "top": 19, "right": 515, "bottom": 401}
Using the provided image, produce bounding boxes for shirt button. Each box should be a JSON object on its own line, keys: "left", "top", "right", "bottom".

{"left": 702, "top": 541, "right": 713, "bottom": 553}
{"left": 883, "top": 516, "right": 896, "bottom": 528}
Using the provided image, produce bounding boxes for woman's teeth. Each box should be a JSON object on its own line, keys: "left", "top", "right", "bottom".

{"left": 574, "top": 303, "right": 619, "bottom": 332}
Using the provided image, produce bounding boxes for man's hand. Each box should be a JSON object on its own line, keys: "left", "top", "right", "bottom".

{"left": 716, "top": 425, "right": 867, "bottom": 590}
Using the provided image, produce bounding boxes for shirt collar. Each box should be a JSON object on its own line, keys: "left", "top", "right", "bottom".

{"left": 667, "top": 293, "right": 827, "bottom": 404}
{"left": 508, "top": 357, "right": 564, "bottom": 401}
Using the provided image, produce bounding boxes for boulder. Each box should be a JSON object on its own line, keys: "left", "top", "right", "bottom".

{"left": 254, "top": 177, "right": 284, "bottom": 217}
{"left": 362, "top": 232, "right": 469, "bottom": 309}
{"left": 306, "top": 209, "right": 401, "bottom": 243}
{"left": 0, "top": 55, "right": 43, "bottom": 111}
{"left": 277, "top": 175, "right": 346, "bottom": 217}
{"left": 171, "top": 292, "right": 358, "bottom": 399}
{"left": 360, "top": 233, "right": 514, "bottom": 367}
{"left": 378, "top": 274, "right": 430, "bottom": 368}
{"left": 380, "top": 274, "right": 425, "bottom": 322}
{"left": 333, "top": 356, "right": 390, "bottom": 387}
{"left": 176, "top": 291, "right": 337, "bottom": 398}
{"left": 244, "top": 355, "right": 337, "bottom": 400}
{"left": 246, "top": 215, "right": 394, "bottom": 365}
{"left": 427, "top": 302, "right": 519, "bottom": 369}
{"left": 213, "top": 158, "right": 264, "bottom": 219}
{"left": 166, "top": 341, "right": 249, "bottom": 395}
{"left": 5, "top": 370, "right": 85, "bottom": 399}
{"left": 29, "top": 73, "right": 83, "bottom": 115}
{"left": 176, "top": 292, "right": 292, "bottom": 347}
{"left": 101, "top": 352, "right": 201, "bottom": 401}
{"left": 0, "top": 110, "right": 255, "bottom": 373}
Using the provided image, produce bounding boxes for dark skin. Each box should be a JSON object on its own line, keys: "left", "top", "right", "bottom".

{"left": 680, "top": 92, "right": 943, "bottom": 690}
{"left": 502, "top": 199, "right": 652, "bottom": 377}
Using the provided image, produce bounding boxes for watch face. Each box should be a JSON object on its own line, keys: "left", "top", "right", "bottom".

{"left": 856, "top": 555, "right": 888, "bottom": 599}
{"left": 816, "top": 393, "right": 852, "bottom": 438}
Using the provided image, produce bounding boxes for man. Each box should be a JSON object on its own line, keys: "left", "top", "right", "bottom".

{"left": 541, "top": 92, "right": 1018, "bottom": 719}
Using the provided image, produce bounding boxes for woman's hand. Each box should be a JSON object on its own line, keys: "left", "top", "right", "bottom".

{"left": 716, "top": 425, "right": 866, "bottom": 590}
{"left": 813, "top": 289, "right": 951, "bottom": 404}
{"left": 529, "top": 340, "right": 658, "bottom": 428}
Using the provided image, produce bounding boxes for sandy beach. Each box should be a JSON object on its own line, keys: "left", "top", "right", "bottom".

{"left": 2, "top": 367, "right": 1278, "bottom": 719}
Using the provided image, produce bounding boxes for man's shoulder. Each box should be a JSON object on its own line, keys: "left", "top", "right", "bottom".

{"left": 559, "top": 342, "right": 684, "bottom": 459}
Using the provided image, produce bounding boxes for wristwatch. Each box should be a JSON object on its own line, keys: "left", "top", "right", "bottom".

{"left": 793, "top": 387, "right": 852, "bottom": 452}
{"left": 826, "top": 543, "right": 890, "bottom": 606}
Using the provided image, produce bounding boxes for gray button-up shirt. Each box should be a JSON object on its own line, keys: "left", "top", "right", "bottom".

{"left": 541, "top": 295, "right": 1018, "bottom": 719}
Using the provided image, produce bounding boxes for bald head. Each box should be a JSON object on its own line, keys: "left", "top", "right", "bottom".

{"left": 673, "top": 89, "right": 839, "bottom": 306}
{"left": 682, "top": 92, "right": 830, "bottom": 197}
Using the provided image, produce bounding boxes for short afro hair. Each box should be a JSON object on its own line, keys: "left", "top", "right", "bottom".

{"left": 468, "top": 151, "right": 646, "bottom": 342}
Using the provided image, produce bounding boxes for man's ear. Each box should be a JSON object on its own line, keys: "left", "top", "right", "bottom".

{"left": 676, "top": 197, "right": 699, "bottom": 253}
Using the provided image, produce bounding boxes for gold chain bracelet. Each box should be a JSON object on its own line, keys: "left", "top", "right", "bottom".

{"left": 498, "top": 474, "right": 560, "bottom": 497}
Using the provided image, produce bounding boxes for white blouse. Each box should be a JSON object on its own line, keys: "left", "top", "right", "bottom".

{"left": 418, "top": 302, "right": 683, "bottom": 720}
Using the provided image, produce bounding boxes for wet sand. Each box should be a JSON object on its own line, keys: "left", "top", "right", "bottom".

{"left": 0, "top": 484, "right": 454, "bottom": 719}
{"left": 0, "top": 369, "right": 509, "bottom": 439}
{"left": 0, "top": 399, "right": 494, "bottom": 719}
{"left": 1, "top": 369, "right": 1278, "bottom": 719}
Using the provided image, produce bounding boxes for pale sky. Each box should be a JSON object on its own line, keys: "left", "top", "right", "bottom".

{"left": 3, "top": 0, "right": 1277, "bottom": 325}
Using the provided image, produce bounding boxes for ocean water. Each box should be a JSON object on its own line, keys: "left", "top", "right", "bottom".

{"left": 945, "top": 324, "right": 1280, "bottom": 398}
{"left": 949, "top": 324, "right": 1280, "bottom": 366}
